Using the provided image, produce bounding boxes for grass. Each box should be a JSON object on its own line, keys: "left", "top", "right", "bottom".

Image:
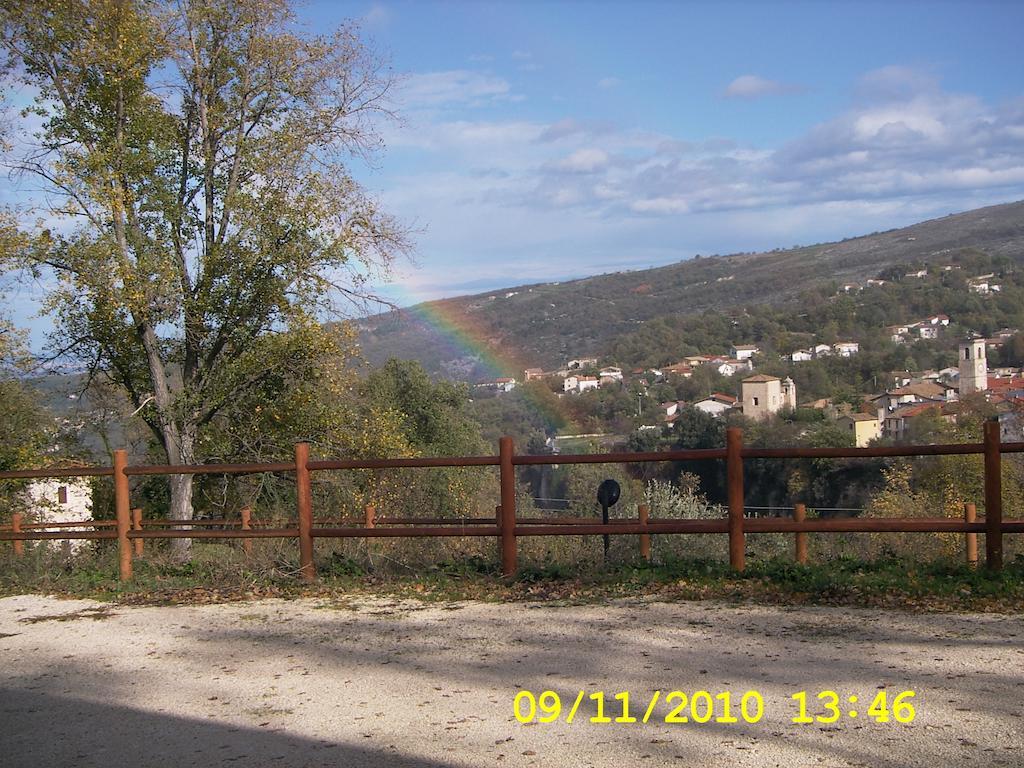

{"left": 2, "top": 542, "right": 1024, "bottom": 612}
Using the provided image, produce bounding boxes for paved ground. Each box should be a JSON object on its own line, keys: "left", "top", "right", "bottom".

{"left": 1, "top": 594, "right": 1022, "bottom": 767}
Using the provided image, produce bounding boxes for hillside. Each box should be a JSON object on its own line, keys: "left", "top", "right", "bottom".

{"left": 356, "top": 200, "right": 1024, "bottom": 380}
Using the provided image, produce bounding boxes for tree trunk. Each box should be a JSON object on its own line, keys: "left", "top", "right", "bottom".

{"left": 166, "top": 426, "right": 197, "bottom": 563}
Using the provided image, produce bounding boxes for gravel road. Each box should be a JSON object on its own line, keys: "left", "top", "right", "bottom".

{"left": 1, "top": 594, "right": 1021, "bottom": 767}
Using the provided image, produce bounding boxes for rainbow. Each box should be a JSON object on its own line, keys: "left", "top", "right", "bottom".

{"left": 382, "top": 283, "right": 578, "bottom": 436}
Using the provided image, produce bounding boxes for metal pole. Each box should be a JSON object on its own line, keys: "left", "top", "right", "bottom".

{"left": 726, "top": 427, "right": 745, "bottom": 571}
{"left": 602, "top": 502, "right": 610, "bottom": 560}
{"left": 499, "top": 436, "right": 517, "bottom": 576}
{"left": 793, "top": 503, "right": 807, "bottom": 564}
{"left": 113, "top": 449, "right": 132, "bottom": 581}
{"left": 983, "top": 420, "right": 1002, "bottom": 571}
{"left": 294, "top": 443, "right": 316, "bottom": 581}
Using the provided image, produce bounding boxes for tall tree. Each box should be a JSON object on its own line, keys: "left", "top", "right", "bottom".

{"left": 0, "top": 0, "right": 408, "bottom": 555}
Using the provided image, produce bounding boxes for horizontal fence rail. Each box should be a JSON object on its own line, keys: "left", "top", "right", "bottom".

{"left": 1, "top": 423, "right": 1021, "bottom": 580}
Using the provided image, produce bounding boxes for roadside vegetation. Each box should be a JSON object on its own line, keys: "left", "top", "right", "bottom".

{"left": 2, "top": 540, "right": 1023, "bottom": 612}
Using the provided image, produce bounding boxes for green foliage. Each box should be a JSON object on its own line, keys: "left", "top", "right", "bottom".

{"left": 668, "top": 406, "right": 727, "bottom": 500}
{"left": 363, "top": 359, "right": 486, "bottom": 457}
{"left": 468, "top": 382, "right": 567, "bottom": 448}
{"left": 0, "top": 380, "right": 55, "bottom": 519}
{"left": 0, "top": 0, "right": 409, "bottom": 530}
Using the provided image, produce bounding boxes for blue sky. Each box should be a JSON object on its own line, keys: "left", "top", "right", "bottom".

{"left": 5, "top": 0, "right": 1024, "bottom": 346}
{"left": 301, "top": 1, "right": 1024, "bottom": 304}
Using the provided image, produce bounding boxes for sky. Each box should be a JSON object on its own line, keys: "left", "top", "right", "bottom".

{"left": 4, "top": 0, "right": 1024, "bottom": 348}
{"left": 309, "top": 0, "right": 1024, "bottom": 306}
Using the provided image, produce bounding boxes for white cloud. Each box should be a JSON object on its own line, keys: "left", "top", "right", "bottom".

{"left": 723, "top": 74, "right": 801, "bottom": 100}
{"left": 382, "top": 65, "right": 1024, "bottom": 238}
{"left": 597, "top": 77, "right": 621, "bottom": 89}
{"left": 856, "top": 65, "right": 939, "bottom": 101}
{"left": 630, "top": 197, "right": 690, "bottom": 214}
{"left": 556, "top": 148, "right": 609, "bottom": 173}
{"left": 385, "top": 119, "right": 545, "bottom": 154}
{"left": 399, "top": 70, "right": 514, "bottom": 107}
{"left": 322, "top": 81, "right": 1024, "bottom": 308}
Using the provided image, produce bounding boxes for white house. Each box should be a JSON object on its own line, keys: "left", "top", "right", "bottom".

{"left": 479, "top": 378, "right": 516, "bottom": 393}
{"left": 567, "top": 357, "right": 598, "bottom": 370}
{"left": 833, "top": 341, "right": 860, "bottom": 357}
{"left": 692, "top": 393, "right": 737, "bottom": 417}
{"left": 714, "top": 358, "right": 752, "bottom": 377}
{"left": 25, "top": 477, "right": 93, "bottom": 554}
{"left": 813, "top": 344, "right": 832, "bottom": 358}
{"left": 729, "top": 344, "right": 760, "bottom": 360}
{"left": 563, "top": 375, "right": 600, "bottom": 394}
{"left": 888, "top": 324, "right": 911, "bottom": 343}
{"left": 790, "top": 349, "right": 813, "bottom": 362}
{"left": 598, "top": 366, "right": 623, "bottom": 381}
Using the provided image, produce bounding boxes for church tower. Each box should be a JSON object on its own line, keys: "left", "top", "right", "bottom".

{"left": 958, "top": 337, "right": 987, "bottom": 396}
{"left": 782, "top": 377, "right": 797, "bottom": 409}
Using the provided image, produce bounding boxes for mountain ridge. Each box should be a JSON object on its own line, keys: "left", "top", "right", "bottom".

{"left": 357, "top": 200, "right": 1024, "bottom": 380}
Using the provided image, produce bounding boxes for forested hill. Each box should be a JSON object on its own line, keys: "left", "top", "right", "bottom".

{"left": 357, "top": 200, "right": 1024, "bottom": 380}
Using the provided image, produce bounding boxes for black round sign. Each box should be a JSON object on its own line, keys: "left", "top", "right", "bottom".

{"left": 597, "top": 479, "right": 621, "bottom": 508}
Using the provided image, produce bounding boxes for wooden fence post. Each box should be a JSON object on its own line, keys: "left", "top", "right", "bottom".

{"left": 113, "top": 449, "right": 132, "bottom": 581}
{"left": 983, "top": 420, "right": 1002, "bottom": 572}
{"left": 240, "top": 506, "right": 253, "bottom": 556}
{"left": 499, "top": 436, "right": 517, "bottom": 576}
{"left": 726, "top": 427, "right": 745, "bottom": 572}
{"left": 364, "top": 505, "right": 376, "bottom": 528}
{"left": 131, "top": 508, "right": 144, "bottom": 557}
{"left": 793, "top": 503, "right": 808, "bottom": 564}
{"left": 964, "top": 502, "right": 978, "bottom": 567}
{"left": 294, "top": 443, "right": 316, "bottom": 582}
{"left": 11, "top": 512, "right": 23, "bottom": 557}
{"left": 638, "top": 503, "right": 651, "bottom": 562}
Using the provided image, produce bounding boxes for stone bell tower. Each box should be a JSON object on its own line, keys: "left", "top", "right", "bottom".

{"left": 958, "top": 337, "right": 987, "bottom": 396}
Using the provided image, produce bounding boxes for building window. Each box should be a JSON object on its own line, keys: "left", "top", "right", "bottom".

{"left": 58, "top": 486, "right": 68, "bottom": 504}
{"left": 964, "top": 348, "right": 970, "bottom": 360}
{"left": 753, "top": 397, "right": 759, "bottom": 406}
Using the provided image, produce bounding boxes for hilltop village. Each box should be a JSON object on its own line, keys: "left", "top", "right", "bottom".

{"left": 479, "top": 334, "right": 1022, "bottom": 446}
{"left": 471, "top": 259, "right": 1024, "bottom": 451}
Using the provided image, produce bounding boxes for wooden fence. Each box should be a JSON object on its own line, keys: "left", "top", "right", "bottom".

{"left": 2, "top": 423, "right": 1022, "bottom": 581}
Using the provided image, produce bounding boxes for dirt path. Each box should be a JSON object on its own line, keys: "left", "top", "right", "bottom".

{"left": 1, "top": 594, "right": 1021, "bottom": 767}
